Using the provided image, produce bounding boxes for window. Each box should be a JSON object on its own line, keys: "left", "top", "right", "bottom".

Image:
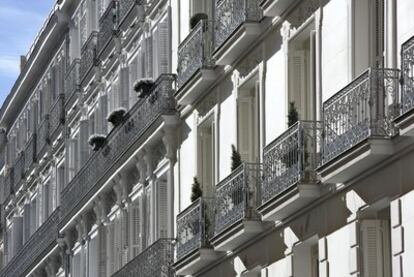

{"left": 129, "top": 194, "right": 143, "bottom": 259}
{"left": 67, "top": 133, "right": 79, "bottom": 182}
{"left": 88, "top": 232, "right": 99, "bottom": 277}
{"left": 190, "top": 0, "right": 213, "bottom": 19}
{"left": 292, "top": 237, "right": 319, "bottom": 277}
{"left": 237, "top": 76, "right": 260, "bottom": 163}
{"left": 288, "top": 22, "right": 317, "bottom": 121}
{"left": 156, "top": 178, "right": 168, "bottom": 239}
{"left": 108, "top": 78, "right": 120, "bottom": 114}
{"left": 129, "top": 47, "right": 145, "bottom": 108}
{"left": 198, "top": 116, "right": 215, "bottom": 196}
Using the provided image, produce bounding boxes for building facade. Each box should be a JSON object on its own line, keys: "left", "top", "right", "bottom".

{"left": 0, "top": 0, "right": 414, "bottom": 276}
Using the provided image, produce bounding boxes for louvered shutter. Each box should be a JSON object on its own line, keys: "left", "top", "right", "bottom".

{"left": 88, "top": 234, "right": 99, "bottom": 277}
{"left": 129, "top": 56, "right": 138, "bottom": 108}
{"left": 145, "top": 186, "right": 152, "bottom": 246}
{"left": 374, "top": 0, "right": 384, "bottom": 67}
{"left": 238, "top": 96, "right": 255, "bottom": 163}
{"left": 120, "top": 66, "right": 130, "bottom": 109}
{"left": 99, "top": 93, "right": 108, "bottom": 134}
{"left": 158, "top": 17, "right": 170, "bottom": 75}
{"left": 152, "top": 27, "right": 159, "bottom": 79}
{"left": 106, "top": 222, "right": 115, "bottom": 275}
{"left": 37, "top": 187, "right": 43, "bottom": 225}
{"left": 360, "top": 220, "right": 391, "bottom": 277}
{"left": 157, "top": 180, "right": 168, "bottom": 239}
{"left": 146, "top": 36, "right": 153, "bottom": 78}
{"left": 68, "top": 138, "right": 78, "bottom": 180}
{"left": 72, "top": 250, "right": 81, "bottom": 277}
{"left": 121, "top": 209, "right": 129, "bottom": 265}
{"left": 98, "top": 225, "right": 107, "bottom": 277}
{"left": 129, "top": 198, "right": 142, "bottom": 258}
{"left": 114, "top": 216, "right": 122, "bottom": 271}
{"left": 23, "top": 203, "right": 30, "bottom": 243}
{"left": 288, "top": 51, "right": 306, "bottom": 119}
{"left": 50, "top": 167, "right": 57, "bottom": 212}
{"left": 30, "top": 198, "right": 37, "bottom": 235}
{"left": 42, "top": 182, "right": 50, "bottom": 220}
{"left": 12, "top": 217, "right": 23, "bottom": 254}
{"left": 80, "top": 120, "right": 89, "bottom": 164}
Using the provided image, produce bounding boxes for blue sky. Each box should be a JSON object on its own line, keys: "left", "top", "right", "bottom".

{"left": 0, "top": 0, "right": 54, "bottom": 106}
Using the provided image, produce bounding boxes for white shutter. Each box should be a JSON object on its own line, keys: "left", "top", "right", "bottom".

{"left": 238, "top": 96, "right": 255, "bottom": 163}
{"left": 23, "top": 204, "right": 31, "bottom": 243}
{"left": 68, "top": 138, "right": 78, "bottom": 181}
{"left": 114, "top": 216, "right": 122, "bottom": 271}
{"left": 360, "top": 220, "right": 391, "bottom": 277}
{"left": 157, "top": 180, "right": 168, "bottom": 239}
{"left": 80, "top": 120, "right": 89, "bottom": 164}
{"left": 88, "top": 235, "right": 99, "bottom": 277}
{"left": 12, "top": 217, "right": 23, "bottom": 254}
{"left": 129, "top": 197, "right": 142, "bottom": 258}
{"left": 72, "top": 250, "right": 81, "bottom": 277}
{"left": 129, "top": 56, "right": 138, "bottom": 108}
{"left": 98, "top": 225, "right": 107, "bottom": 277}
{"left": 146, "top": 36, "right": 153, "bottom": 78}
{"left": 158, "top": 17, "right": 170, "bottom": 75}
{"left": 145, "top": 186, "right": 152, "bottom": 246}
{"left": 43, "top": 182, "right": 50, "bottom": 219}
{"left": 120, "top": 66, "right": 130, "bottom": 109}
{"left": 152, "top": 27, "right": 159, "bottom": 79}
{"left": 99, "top": 93, "right": 108, "bottom": 134}
{"left": 30, "top": 198, "right": 37, "bottom": 235}
{"left": 288, "top": 51, "right": 306, "bottom": 120}
{"left": 106, "top": 222, "right": 115, "bottom": 276}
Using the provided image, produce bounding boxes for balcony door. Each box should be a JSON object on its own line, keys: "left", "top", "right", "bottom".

{"left": 288, "top": 22, "right": 316, "bottom": 122}
{"left": 198, "top": 116, "right": 216, "bottom": 197}
{"left": 237, "top": 77, "right": 259, "bottom": 163}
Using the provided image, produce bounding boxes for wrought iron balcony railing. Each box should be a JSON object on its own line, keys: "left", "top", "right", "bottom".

{"left": 112, "top": 238, "right": 174, "bottom": 277}
{"left": 80, "top": 32, "right": 99, "bottom": 83}
{"left": 119, "top": 0, "right": 144, "bottom": 26}
{"left": 262, "top": 121, "right": 322, "bottom": 204}
{"left": 97, "top": 0, "right": 119, "bottom": 56}
{"left": 60, "top": 74, "right": 176, "bottom": 225}
{"left": 0, "top": 208, "right": 60, "bottom": 277}
{"left": 177, "top": 19, "right": 215, "bottom": 88}
{"left": 214, "top": 162, "right": 262, "bottom": 237}
{"left": 49, "top": 94, "right": 65, "bottom": 138}
{"left": 37, "top": 116, "right": 50, "bottom": 157}
{"left": 322, "top": 68, "right": 400, "bottom": 165}
{"left": 13, "top": 152, "right": 25, "bottom": 192}
{"left": 65, "top": 59, "right": 80, "bottom": 106}
{"left": 24, "top": 134, "right": 36, "bottom": 174}
{"left": 214, "top": 0, "right": 262, "bottom": 51}
{"left": 401, "top": 35, "right": 414, "bottom": 115}
{"left": 176, "top": 197, "right": 215, "bottom": 260}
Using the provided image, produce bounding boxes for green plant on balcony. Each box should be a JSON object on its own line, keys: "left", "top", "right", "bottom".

{"left": 190, "top": 13, "right": 208, "bottom": 29}
{"left": 287, "top": 101, "right": 299, "bottom": 127}
{"left": 134, "top": 78, "right": 155, "bottom": 98}
{"left": 107, "top": 107, "right": 127, "bottom": 127}
{"left": 88, "top": 134, "right": 106, "bottom": 151}
{"left": 230, "top": 145, "right": 244, "bottom": 206}
{"left": 191, "top": 177, "right": 203, "bottom": 202}
{"left": 281, "top": 102, "right": 300, "bottom": 167}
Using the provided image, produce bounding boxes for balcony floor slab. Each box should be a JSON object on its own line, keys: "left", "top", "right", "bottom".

{"left": 258, "top": 183, "right": 320, "bottom": 222}
{"left": 261, "top": 0, "right": 295, "bottom": 17}
{"left": 174, "top": 248, "right": 225, "bottom": 276}
{"left": 211, "top": 220, "right": 270, "bottom": 252}
{"left": 213, "top": 22, "right": 264, "bottom": 66}
{"left": 318, "top": 138, "right": 394, "bottom": 184}
{"left": 177, "top": 68, "right": 219, "bottom": 105}
{"left": 395, "top": 109, "right": 414, "bottom": 137}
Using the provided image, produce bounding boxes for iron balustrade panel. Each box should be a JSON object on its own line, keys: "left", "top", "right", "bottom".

{"left": 214, "top": 162, "right": 262, "bottom": 237}
{"left": 119, "top": 0, "right": 142, "bottom": 25}
{"left": 97, "top": 1, "right": 119, "bottom": 56}
{"left": 80, "top": 32, "right": 98, "bottom": 83}
{"left": 214, "top": 0, "right": 262, "bottom": 51}
{"left": 401, "top": 36, "right": 414, "bottom": 115}
{"left": 262, "top": 121, "right": 323, "bottom": 204}
{"left": 112, "top": 239, "right": 174, "bottom": 277}
{"left": 176, "top": 197, "right": 215, "bottom": 260}
{"left": 49, "top": 94, "right": 65, "bottom": 137}
{"left": 65, "top": 59, "right": 80, "bottom": 105}
{"left": 177, "top": 20, "right": 215, "bottom": 89}
{"left": 13, "top": 153, "right": 25, "bottom": 191}
{"left": 0, "top": 208, "right": 60, "bottom": 277}
{"left": 322, "top": 68, "right": 400, "bottom": 165}
{"left": 24, "top": 134, "right": 36, "bottom": 173}
{"left": 37, "top": 116, "right": 50, "bottom": 156}
{"left": 61, "top": 74, "right": 176, "bottom": 225}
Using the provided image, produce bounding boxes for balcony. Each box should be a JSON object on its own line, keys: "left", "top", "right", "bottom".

{"left": 37, "top": 116, "right": 50, "bottom": 159}
{"left": 13, "top": 152, "right": 25, "bottom": 192}
{"left": 395, "top": 36, "right": 414, "bottom": 135}
{"left": 60, "top": 74, "right": 176, "bottom": 227}
{"left": 24, "top": 134, "right": 36, "bottom": 174}
{"left": 213, "top": 0, "right": 262, "bottom": 65}
{"left": 80, "top": 32, "right": 99, "bottom": 85}
{"left": 49, "top": 94, "right": 65, "bottom": 140}
{"left": 0, "top": 208, "right": 60, "bottom": 277}
{"left": 318, "top": 68, "right": 400, "bottom": 184}
{"left": 112, "top": 239, "right": 174, "bottom": 277}
{"left": 260, "top": 0, "right": 293, "bottom": 17}
{"left": 97, "top": 1, "right": 119, "bottom": 59}
{"left": 65, "top": 59, "right": 80, "bottom": 108}
{"left": 258, "top": 121, "right": 322, "bottom": 221}
{"left": 175, "top": 198, "right": 222, "bottom": 275}
{"left": 177, "top": 19, "right": 216, "bottom": 104}
{"left": 210, "top": 163, "right": 267, "bottom": 251}
{"left": 119, "top": 0, "right": 144, "bottom": 29}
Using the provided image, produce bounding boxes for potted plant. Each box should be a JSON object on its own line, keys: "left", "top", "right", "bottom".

{"left": 134, "top": 78, "right": 155, "bottom": 98}
{"left": 230, "top": 145, "right": 244, "bottom": 206}
{"left": 190, "top": 13, "right": 208, "bottom": 29}
{"left": 107, "top": 107, "right": 127, "bottom": 127}
{"left": 281, "top": 102, "right": 300, "bottom": 167}
{"left": 191, "top": 177, "right": 203, "bottom": 202}
{"left": 88, "top": 134, "right": 106, "bottom": 151}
